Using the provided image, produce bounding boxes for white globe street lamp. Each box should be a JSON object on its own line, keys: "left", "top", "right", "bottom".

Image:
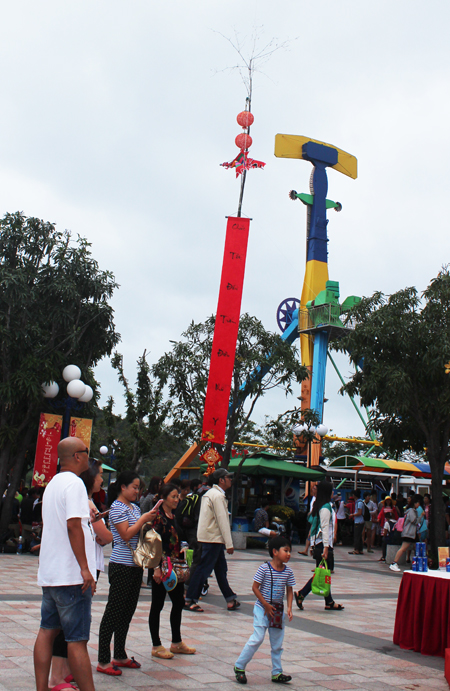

{"left": 66, "top": 379, "right": 86, "bottom": 399}
{"left": 62, "top": 364, "right": 82, "bottom": 382}
{"left": 42, "top": 381, "right": 59, "bottom": 399}
{"left": 41, "top": 365, "right": 94, "bottom": 439}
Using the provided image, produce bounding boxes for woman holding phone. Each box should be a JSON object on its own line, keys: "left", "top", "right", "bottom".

{"left": 97, "top": 471, "right": 158, "bottom": 676}
{"left": 149, "top": 483, "right": 195, "bottom": 659}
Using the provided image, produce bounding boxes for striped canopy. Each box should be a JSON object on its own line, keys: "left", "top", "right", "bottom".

{"left": 328, "top": 455, "right": 450, "bottom": 478}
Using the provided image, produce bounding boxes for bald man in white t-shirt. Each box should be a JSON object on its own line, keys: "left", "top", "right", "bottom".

{"left": 33, "top": 437, "right": 96, "bottom": 691}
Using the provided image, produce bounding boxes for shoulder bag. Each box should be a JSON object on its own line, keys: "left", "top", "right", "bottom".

{"left": 126, "top": 524, "right": 162, "bottom": 569}
{"left": 267, "top": 562, "right": 284, "bottom": 629}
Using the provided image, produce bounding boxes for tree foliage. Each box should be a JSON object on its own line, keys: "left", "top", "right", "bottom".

{"left": 332, "top": 268, "right": 450, "bottom": 550}
{"left": 0, "top": 212, "right": 119, "bottom": 532}
{"left": 105, "top": 351, "right": 172, "bottom": 472}
{"left": 153, "top": 313, "right": 309, "bottom": 466}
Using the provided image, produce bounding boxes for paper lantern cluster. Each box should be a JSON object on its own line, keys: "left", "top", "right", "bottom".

{"left": 221, "top": 109, "right": 265, "bottom": 177}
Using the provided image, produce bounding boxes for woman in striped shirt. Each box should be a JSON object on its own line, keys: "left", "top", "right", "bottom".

{"left": 97, "top": 471, "right": 157, "bottom": 676}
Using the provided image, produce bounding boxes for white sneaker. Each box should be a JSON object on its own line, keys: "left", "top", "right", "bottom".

{"left": 389, "top": 563, "right": 400, "bottom": 572}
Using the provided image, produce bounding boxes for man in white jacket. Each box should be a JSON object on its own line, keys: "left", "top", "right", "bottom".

{"left": 185, "top": 468, "right": 240, "bottom": 611}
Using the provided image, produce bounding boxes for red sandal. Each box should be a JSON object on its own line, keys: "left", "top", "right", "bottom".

{"left": 96, "top": 664, "right": 122, "bottom": 676}
{"left": 112, "top": 657, "right": 141, "bottom": 668}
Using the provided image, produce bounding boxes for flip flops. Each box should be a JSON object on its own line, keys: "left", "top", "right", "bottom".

{"left": 96, "top": 664, "right": 122, "bottom": 676}
{"left": 51, "top": 684, "right": 76, "bottom": 691}
{"left": 184, "top": 602, "right": 204, "bottom": 612}
{"left": 112, "top": 656, "right": 141, "bottom": 668}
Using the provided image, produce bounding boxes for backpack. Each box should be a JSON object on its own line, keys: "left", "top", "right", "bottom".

{"left": 180, "top": 493, "right": 200, "bottom": 529}
{"left": 363, "top": 503, "right": 371, "bottom": 522}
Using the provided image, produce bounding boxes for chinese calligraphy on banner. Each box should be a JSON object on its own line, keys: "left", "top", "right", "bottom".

{"left": 32, "top": 413, "right": 63, "bottom": 486}
{"left": 201, "top": 217, "right": 250, "bottom": 444}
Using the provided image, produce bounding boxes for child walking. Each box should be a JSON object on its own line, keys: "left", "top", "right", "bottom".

{"left": 234, "top": 536, "right": 294, "bottom": 685}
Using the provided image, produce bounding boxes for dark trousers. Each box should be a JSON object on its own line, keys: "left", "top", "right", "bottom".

{"left": 354, "top": 523, "right": 364, "bottom": 552}
{"left": 185, "top": 528, "right": 203, "bottom": 585}
{"left": 185, "top": 542, "right": 236, "bottom": 603}
{"left": 298, "top": 544, "right": 334, "bottom": 606}
{"left": 98, "top": 562, "right": 143, "bottom": 664}
{"left": 149, "top": 579, "right": 185, "bottom": 646}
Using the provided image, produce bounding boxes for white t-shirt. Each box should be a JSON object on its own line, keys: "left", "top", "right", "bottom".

{"left": 336, "top": 501, "right": 346, "bottom": 520}
{"left": 37, "top": 471, "right": 96, "bottom": 587}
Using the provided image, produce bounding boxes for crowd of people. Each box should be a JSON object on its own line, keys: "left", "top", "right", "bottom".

{"left": 1, "top": 443, "right": 447, "bottom": 690}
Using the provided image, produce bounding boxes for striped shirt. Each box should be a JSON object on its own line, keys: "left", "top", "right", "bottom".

{"left": 254, "top": 561, "right": 295, "bottom": 610}
{"left": 109, "top": 500, "right": 141, "bottom": 566}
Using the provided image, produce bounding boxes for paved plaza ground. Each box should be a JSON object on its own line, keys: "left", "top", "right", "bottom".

{"left": 0, "top": 545, "right": 447, "bottom": 691}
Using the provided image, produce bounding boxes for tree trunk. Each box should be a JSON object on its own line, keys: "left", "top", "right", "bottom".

{"left": 0, "top": 441, "right": 12, "bottom": 499}
{"left": 0, "top": 427, "right": 34, "bottom": 537}
{"left": 428, "top": 448, "right": 446, "bottom": 559}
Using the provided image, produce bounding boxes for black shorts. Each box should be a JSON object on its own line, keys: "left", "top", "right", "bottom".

{"left": 402, "top": 537, "right": 415, "bottom": 544}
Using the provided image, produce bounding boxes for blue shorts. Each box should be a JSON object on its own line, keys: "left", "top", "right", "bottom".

{"left": 40, "top": 585, "right": 92, "bottom": 642}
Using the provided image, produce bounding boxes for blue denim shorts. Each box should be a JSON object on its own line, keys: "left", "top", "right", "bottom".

{"left": 40, "top": 585, "right": 92, "bottom": 642}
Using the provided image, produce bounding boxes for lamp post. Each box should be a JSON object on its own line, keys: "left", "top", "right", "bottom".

{"left": 42, "top": 365, "right": 93, "bottom": 439}
{"left": 99, "top": 443, "right": 118, "bottom": 486}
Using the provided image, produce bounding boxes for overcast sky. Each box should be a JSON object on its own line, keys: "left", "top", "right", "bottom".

{"left": 2, "top": 2, "right": 449, "bottom": 442}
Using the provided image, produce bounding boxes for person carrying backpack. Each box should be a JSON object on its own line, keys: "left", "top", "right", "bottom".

{"left": 294, "top": 479, "right": 344, "bottom": 612}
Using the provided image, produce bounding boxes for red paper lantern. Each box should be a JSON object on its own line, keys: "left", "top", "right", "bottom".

{"left": 236, "top": 111, "right": 254, "bottom": 128}
{"left": 235, "top": 133, "right": 253, "bottom": 150}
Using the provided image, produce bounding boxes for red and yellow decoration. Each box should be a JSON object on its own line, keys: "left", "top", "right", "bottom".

{"left": 69, "top": 417, "right": 93, "bottom": 453}
{"left": 221, "top": 109, "right": 265, "bottom": 178}
{"left": 32, "top": 413, "right": 63, "bottom": 486}
{"left": 200, "top": 446, "right": 223, "bottom": 476}
{"left": 201, "top": 217, "right": 250, "bottom": 444}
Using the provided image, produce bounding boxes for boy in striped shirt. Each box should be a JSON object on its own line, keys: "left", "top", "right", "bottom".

{"left": 234, "top": 535, "right": 294, "bottom": 685}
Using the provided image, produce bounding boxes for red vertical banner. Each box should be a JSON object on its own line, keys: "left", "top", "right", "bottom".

{"left": 202, "top": 217, "right": 250, "bottom": 444}
{"left": 32, "top": 413, "right": 63, "bottom": 486}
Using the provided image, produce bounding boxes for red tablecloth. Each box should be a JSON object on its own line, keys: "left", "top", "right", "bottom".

{"left": 394, "top": 571, "right": 450, "bottom": 657}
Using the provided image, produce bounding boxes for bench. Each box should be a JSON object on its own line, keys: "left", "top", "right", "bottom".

{"left": 232, "top": 531, "right": 266, "bottom": 550}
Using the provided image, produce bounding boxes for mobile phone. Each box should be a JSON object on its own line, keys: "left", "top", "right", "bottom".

{"left": 153, "top": 498, "right": 164, "bottom": 511}
{"left": 93, "top": 510, "right": 109, "bottom": 523}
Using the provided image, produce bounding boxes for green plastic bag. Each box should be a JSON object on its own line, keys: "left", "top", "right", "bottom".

{"left": 311, "top": 558, "right": 331, "bottom": 598}
{"left": 185, "top": 549, "right": 194, "bottom": 567}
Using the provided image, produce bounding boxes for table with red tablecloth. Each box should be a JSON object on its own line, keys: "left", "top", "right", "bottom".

{"left": 394, "top": 570, "right": 450, "bottom": 657}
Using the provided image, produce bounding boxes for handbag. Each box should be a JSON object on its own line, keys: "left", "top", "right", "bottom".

{"left": 267, "top": 562, "right": 284, "bottom": 629}
{"left": 160, "top": 556, "right": 178, "bottom": 591}
{"left": 311, "top": 558, "right": 331, "bottom": 598}
{"left": 126, "top": 525, "right": 162, "bottom": 569}
{"left": 161, "top": 554, "right": 190, "bottom": 584}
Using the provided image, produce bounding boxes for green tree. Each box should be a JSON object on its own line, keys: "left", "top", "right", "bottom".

{"left": 0, "top": 212, "right": 119, "bottom": 534}
{"left": 109, "top": 350, "right": 171, "bottom": 472}
{"left": 333, "top": 268, "right": 450, "bottom": 551}
{"left": 153, "top": 313, "right": 309, "bottom": 467}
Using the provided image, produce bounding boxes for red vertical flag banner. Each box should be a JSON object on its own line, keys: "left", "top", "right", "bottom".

{"left": 32, "top": 413, "right": 63, "bottom": 486}
{"left": 202, "top": 217, "right": 251, "bottom": 444}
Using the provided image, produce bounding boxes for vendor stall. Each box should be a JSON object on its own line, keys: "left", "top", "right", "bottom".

{"left": 394, "top": 570, "right": 450, "bottom": 657}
